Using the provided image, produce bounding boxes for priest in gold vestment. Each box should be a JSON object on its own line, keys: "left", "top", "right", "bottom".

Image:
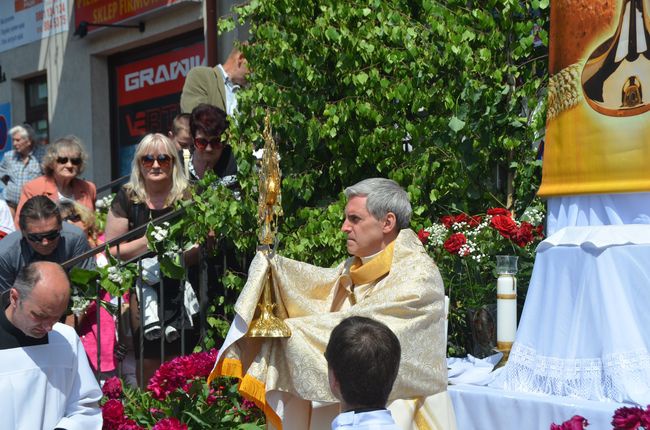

{"left": 209, "top": 178, "right": 456, "bottom": 429}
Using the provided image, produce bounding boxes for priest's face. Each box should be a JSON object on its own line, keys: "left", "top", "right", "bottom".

{"left": 7, "top": 277, "right": 69, "bottom": 338}
{"left": 341, "top": 195, "right": 387, "bottom": 257}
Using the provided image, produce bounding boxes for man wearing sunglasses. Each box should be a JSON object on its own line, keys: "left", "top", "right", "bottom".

{"left": 0, "top": 196, "right": 94, "bottom": 292}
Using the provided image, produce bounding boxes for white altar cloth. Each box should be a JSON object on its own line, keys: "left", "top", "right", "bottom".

{"left": 547, "top": 193, "right": 650, "bottom": 235}
{"left": 494, "top": 225, "right": 650, "bottom": 405}
{"left": 449, "top": 384, "right": 622, "bottom": 430}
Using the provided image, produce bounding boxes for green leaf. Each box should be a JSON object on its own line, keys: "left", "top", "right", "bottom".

{"left": 448, "top": 116, "right": 466, "bottom": 132}
{"left": 356, "top": 72, "right": 368, "bottom": 85}
{"left": 69, "top": 267, "right": 100, "bottom": 285}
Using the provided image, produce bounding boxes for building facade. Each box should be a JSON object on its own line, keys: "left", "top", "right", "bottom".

{"left": 0, "top": 0, "right": 243, "bottom": 186}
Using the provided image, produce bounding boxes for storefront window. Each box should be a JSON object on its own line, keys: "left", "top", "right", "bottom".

{"left": 25, "top": 74, "right": 49, "bottom": 144}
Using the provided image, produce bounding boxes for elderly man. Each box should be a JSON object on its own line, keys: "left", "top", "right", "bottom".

{"left": 180, "top": 46, "right": 248, "bottom": 116}
{"left": 0, "top": 261, "right": 102, "bottom": 429}
{"left": 0, "top": 124, "right": 45, "bottom": 215}
{"left": 211, "top": 178, "right": 456, "bottom": 430}
{"left": 0, "top": 195, "right": 94, "bottom": 292}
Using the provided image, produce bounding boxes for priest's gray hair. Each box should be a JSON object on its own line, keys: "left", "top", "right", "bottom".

{"left": 344, "top": 178, "right": 412, "bottom": 229}
{"left": 13, "top": 263, "right": 44, "bottom": 300}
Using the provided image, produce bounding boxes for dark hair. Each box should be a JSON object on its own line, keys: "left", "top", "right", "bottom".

{"left": 13, "top": 262, "right": 44, "bottom": 300}
{"left": 18, "top": 196, "right": 62, "bottom": 231}
{"left": 190, "top": 104, "right": 229, "bottom": 139}
{"left": 325, "top": 316, "right": 401, "bottom": 408}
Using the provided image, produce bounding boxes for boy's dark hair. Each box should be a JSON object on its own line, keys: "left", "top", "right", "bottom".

{"left": 325, "top": 316, "right": 401, "bottom": 408}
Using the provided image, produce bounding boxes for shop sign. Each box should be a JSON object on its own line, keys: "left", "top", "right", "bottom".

{"left": 75, "top": 0, "right": 180, "bottom": 34}
{"left": 0, "top": 0, "right": 68, "bottom": 53}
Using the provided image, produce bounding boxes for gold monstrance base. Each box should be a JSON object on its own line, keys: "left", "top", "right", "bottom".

{"left": 247, "top": 270, "right": 291, "bottom": 338}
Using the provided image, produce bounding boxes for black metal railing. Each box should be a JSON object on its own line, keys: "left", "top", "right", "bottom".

{"left": 62, "top": 205, "right": 220, "bottom": 388}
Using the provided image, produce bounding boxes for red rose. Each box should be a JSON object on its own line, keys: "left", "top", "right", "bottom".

{"left": 490, "top": 215, "right": 517, "bottom": 239}
{"left": 152, "top": 417, "right": 188, "bottom": 430}
{"left": 443, "top": 233, "right": 466, "bottom": 254}
{"left": 468, "top": 215, "right": 482, "bottom": 227}
{"left": 102, "top": 376, "right": 123, "bottom": 400}
{"left": 440, "top": 215, "right": 455, "bottom": 228}
{"left": 612, "top": 406, "right": 645, "bottom": 430}
{"left": 102, "top": 399, "right": 125, "bottom": 430}
{"left": 417, "top": 228, "right": 430, "bottom": 244}
{"left": 487, "top": 208, "right": 511, "bottom": 217}
{"left": 512, "top": 222, "right": 534, "bottom": 247}
{"left": 536, "top": 224, "right": 545, "bottom": 239}
{"left": 454, "top": 213, "right": 469, "bottom": 223}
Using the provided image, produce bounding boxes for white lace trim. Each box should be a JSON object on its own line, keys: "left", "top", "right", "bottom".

{"left": 500, "top": 343, "right": 650, "bottom": 403}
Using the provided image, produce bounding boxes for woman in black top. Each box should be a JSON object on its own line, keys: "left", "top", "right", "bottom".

{"left": 104, "top": 133, "right": 191, "bottom": 385}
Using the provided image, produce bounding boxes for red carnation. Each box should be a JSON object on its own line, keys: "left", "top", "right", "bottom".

{"left": 152, "top": 417, "right": 188, "bottom": 430}
{"left": 417, "top": 228, "right": 430, "bottom": 244}
{"left": 147, "top": 349, "right": 218, "bottom": 400}
{"left": 490, "top": 215, "right": 518, "bottom": 239}
{"left": 612, "top": 406, "right": 645, "bottom": 430}
{"left": 440, "top": 215, "right": 455, "bottom": 228}
{"left": 487, "top": 208, "right": 511, "bottom": 217}
{"left": 118, "top": 420, "right": 145, "bottom": 430}
{"left": 102, "top": 376, "right": 123, "bottom": 400}
{"left": 443, "top": 233, "right": 466, "bottom": 255}
{"left": 550, "top": 415, "right": 589, "bottom": 429}
{"left": 102, "top": 399, "right": 126, "bottom": 430}
{"left": 512, "top": 222, "right": 535, "bottom": 247}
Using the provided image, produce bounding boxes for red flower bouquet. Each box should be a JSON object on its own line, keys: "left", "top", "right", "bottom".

{"left": 100, "top": 350, "right": 264, "bottom": 429}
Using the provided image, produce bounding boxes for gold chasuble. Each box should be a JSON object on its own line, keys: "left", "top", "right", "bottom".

{"left": 210, "top": 229, "right": 456, "bottom": 429}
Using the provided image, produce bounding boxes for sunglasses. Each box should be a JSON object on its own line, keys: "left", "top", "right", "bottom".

{"left": 141, "top": 154, "right": 172, "bottom": 169}
{"left": 64, "top": 213, "right": 81, "bottom": 223}
{"left": 26, "top": 229, "right": 61, "bottom": 243}
{"left": 56, "top": 156, "right": 82, "bottom": 166}
{"left": 194, "top": 137, "right": 224, "bottom": 150}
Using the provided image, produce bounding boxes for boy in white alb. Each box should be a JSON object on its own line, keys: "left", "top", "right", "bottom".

{"left": 326, "top": 316, "right": 401, "bottom": 430}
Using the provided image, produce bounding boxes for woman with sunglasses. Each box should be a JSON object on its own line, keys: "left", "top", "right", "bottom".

{"left": 104, "top": 133, "right": 191, "bottom": 385}
{"left": 14, "top": 135, "right": 96, "bottom": 227}
{"left": 188, "top": 103, "right": 238, "bottom": 189}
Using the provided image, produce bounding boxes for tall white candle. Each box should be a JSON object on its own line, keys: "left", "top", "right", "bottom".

{"left": 497, "top": 274, "right": 517, "bottom": 343}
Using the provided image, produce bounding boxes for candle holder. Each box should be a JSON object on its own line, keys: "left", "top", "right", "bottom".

{"left": 495, "top": 255, "right": 518, "bottom": 366}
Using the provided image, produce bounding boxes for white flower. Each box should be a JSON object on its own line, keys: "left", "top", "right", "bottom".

{"left": 71, "top": 296, "right": 90, "bottom": 316}
{"left": 107, "top": 266, "right": 123, "bottom": 283}
{"left": 425, "top": 224, "right": 447, "bottom": 247}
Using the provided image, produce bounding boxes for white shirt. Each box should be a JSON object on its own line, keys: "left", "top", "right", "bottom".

{"left": 217, "top": 64, "right": 240, "bottom": 116}
{"left": 0, "top": 199, "right": 15, "bottom": 236}
{"left": 332, "top": 409, "right": 400, "bottom": 430}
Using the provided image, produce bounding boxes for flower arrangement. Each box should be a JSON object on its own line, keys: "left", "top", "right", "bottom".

{"left": 100, "top": 349, "right": 264, "bottom": 429}
{"left": 551, "top": 406, "right": 650, "bottom": 429}
{"left": 419, "top": 206, "right": 545, "bottom": 356}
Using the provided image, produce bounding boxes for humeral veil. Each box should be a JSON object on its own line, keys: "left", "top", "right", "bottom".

{"left": 209, "top": 229, "right": 456, "bottom": 430}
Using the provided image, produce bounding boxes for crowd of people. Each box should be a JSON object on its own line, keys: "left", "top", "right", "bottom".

{"left": 0, "top": 43, "right": 454, "bottom": 430}
{"left": 0, "top": 45, "right": 246, "bottom": 426}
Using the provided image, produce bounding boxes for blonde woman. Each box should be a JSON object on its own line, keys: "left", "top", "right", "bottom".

{"left": 104, "top": 133, "right": 193, "bottom": 384}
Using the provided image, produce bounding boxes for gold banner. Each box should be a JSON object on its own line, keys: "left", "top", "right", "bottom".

{"left": 539, "top": 0, "right": 650, "bottom": 196}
